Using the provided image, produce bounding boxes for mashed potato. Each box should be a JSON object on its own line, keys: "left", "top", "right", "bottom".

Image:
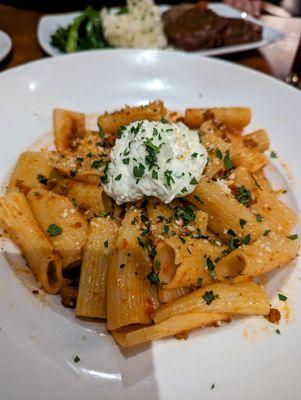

{"left": 101, "top": 0, "right": 167, "bottom": 49}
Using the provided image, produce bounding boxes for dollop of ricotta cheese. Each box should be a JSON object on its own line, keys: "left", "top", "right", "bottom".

{"left": 103, "top": 120, "right": 207, "bottom": 204}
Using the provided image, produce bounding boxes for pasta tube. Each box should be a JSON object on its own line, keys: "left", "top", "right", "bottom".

{"left": 184, "top": 107, "right": 251, "bottom": 130}
{"left": 0, "top": 191, "right": 62, "bottom": 293}
{"left": 27, "top": 188, "right": 88, "bottom": 269}
{"left": 98, "top": 101, "right": 167, "bottom": 134}
{"left": 156, "top": 237, "right": 223, "bottom": 288}
{"left": 186, "top": 177, "right": 265, "bottom": 242}
{"left": 154, "top": 281, "right": 270, "bottom": 323}
{"left": 65, "top": 180, "right": 112, "bottom": 218}
{"left": 243, "top": 129, "right": 270, "bottom": 152}
{"left": 76, "top": 217, "right": 119, "bottom": 318}
{"left": 53, "top": 108, "right": 85, "bottom": 152}
{"left": 215, "top": 231, "right": 299, "bottom": 281}
{"left": 113, "top": 312, "right": 229, "bottom": 347}
{"left": 107, "top": 207, "right": 153, "bottom": 330}
{"left": 8, "top": 151, "right": 53, "bottom": 193}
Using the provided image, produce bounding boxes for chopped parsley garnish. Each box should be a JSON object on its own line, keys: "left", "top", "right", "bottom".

{"left": 119, "top": 264, "right": 125, "bottom": 269}
{"left": 235, "top": 185, "right": 251, "bottom": 207}
{"left": 227, "top": 229, "right": 236, "bottom": 237}
{"left": 160, "top": 117, "right": 169, "bottom": 124}
{"left": 144, "top": 138, "right": 161, "bottom": 154}
{"left": 133, "top": 163, "right": 145, "bottom": 178}
{"left": 181, "top": 187, "right": 188, "bottom": 193}
{"left": 206, "top": 257, "right": 217, "bottom": 279}
{"left": 175, "top": 205, "right": 196, "bottom": 225}
{"left": 278, "top": 293, "right": 287, "bottom": 301}
{"left": 91, "top": 159, "right": 104, "bottom": 169}
{"left": 115, "top": 174, "right": 122, "bottom": 181}
{"left": 179, "top": 237, "right": 186, "bottom": 244}
{"left": 74, "top": 356, "right": 80, "bottom": 363}
{"left": 99, "top": 210, "right": 109, "bottom": 217}
{"left": 264, "top": 229, "right": 271, "bottom": 237}
{"left": 47, "top": 224, "right": 62, "bottom": 237}
{"left": 137, "top": 237, "right": 144, "bottom": 248}
{"left": 197, "top": 277, "right": 203, "bottom": 286}
{"left": 211, "top": 384, "right": 215, "bottom": 390}
{"left": 122, "top": 158, "right": 130, "bottom": 165}
{"left": 76, "top": 157, "right": 84, "bottom": 163}
{"left": 86, "top": 152, "right": 93, "bottom": 158}
{"left": 270, "top": 151, "right": 277, "bottom": 158}
{"left": 164, "top": 170, "right": 175, "bottom": 187}
{"left": 224, "top": 150, "right": 234, "bottom": 170}
{"left": 241, "top": 234, "right": 251, "bottom": 245}
{"left": 141, "top": 228, "right": 149, "bottom": 237}
{"left": 144, "top": 138, "right": 163, "bottom": 169}
{"left": 163, "top": 225, "right": 169, "bottom": 234}
{"left": 101, "top": 163, "right": 109, "bottom": 184}
{"left": 153, "top": 127, "right": 159, "bottom": 136}
{"left": 240, "top": 219, "right": 247, "bottom": 228}
{"left": 116, "top": 125, "right": 126, "bottom": 138}
{"left": 131, "top": 121, "right": 143, "bottom": 135}
{"left": 37, "top": 174, "right": 48, "bottom": 185}
{"left": 228, "top": 238, "right": 240, "bottom": 251}
{"left": 202, "top": 290, "right": 218, "bottom": 305}
{"left": 275, "top": 328, "right": 281, "bottom": 335}
{"left": 70, "top": 169, "right": 77, "bottom": 177}
{"left": 152, "top": 170, "right": 158, "bottom": 180}
{"left": 190, "top": 177, "right": 198, "bottom": 185}
{"left": 147, "top": 271, "right": 160, "bottom": 284}
{"left": 256, "top": 214, "right": 264, "bottom": 223}
{"left": 216, "top": 148, "right": 223, "bottom": 160}
{"left": 145, "top": 239, "right": 157, "bottom": 258}
{"left": 154, "top": 259, "right": 161, "bottom": 273}
{"left": 191, "top": 152, "right": 198, "bottom": 158}
{"left": 104, "top": 240, "right": 109, "bottom": 248}
{"left": 98, "top": 124, "right": 105, "bottom": 138}
{"left": 287, "top": 234, "right": 298, "bottom": 240}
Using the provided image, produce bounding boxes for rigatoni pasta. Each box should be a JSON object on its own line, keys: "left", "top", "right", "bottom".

{"left": 27, "top": 188, "right": 88, "bottom": 269}
{"left": 8, "top": 151, "right": 53, "bottom": 193}
{"left": 106, "top": 207, "right": 153, "bottom": 330}
{"left": 154, "top": 281, "right": 270, "bottom": 323}
{"left": 76, "top": 217, "right": 119, "bottom": 318}
{"left": 0, "top": 190, "right": 62, "bottom": 293}
{"left": 0, "top": 100, "right": 299, "bottom": 348}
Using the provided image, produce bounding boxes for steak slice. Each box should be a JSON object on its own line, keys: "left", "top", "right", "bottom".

{"left": 222, "top": 19, "right": 262, "bottom": 46}
{"left": 162, "top": 2, "right": 262, "bottom": 51}
{"left": 162, "top": 3, "right": 228, "bottom": 51}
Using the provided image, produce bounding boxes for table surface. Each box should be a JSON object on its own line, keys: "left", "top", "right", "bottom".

{"left": 0, "top": 4, "right": 300, "bottom": 82}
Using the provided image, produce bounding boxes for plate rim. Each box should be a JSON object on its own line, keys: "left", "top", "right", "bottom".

{"left": 2, "top": 48, "right": 300, "bottom": 99}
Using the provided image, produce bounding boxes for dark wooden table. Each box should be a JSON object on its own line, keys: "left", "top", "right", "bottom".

{"left": 0, "top": 4, "right": 301, "bottom": 81}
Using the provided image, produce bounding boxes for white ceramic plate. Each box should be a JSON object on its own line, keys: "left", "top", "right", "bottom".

{"left": 38, "top": 3, "right": 284, "bottom": 57}
{"left": 0, "top": 50, "right": 300, "bottom": 400}
{"left": 0, "top": 30, "right": 12, "bottom": 63}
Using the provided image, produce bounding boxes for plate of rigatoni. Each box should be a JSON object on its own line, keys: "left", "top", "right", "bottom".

{"left": 0, "top": 50, "right": 300, "bottom": 400}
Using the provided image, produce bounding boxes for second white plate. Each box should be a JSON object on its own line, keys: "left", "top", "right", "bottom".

{"left": 0, "top": 30, "right": 12, "bottom": 63}
{"left": 38, "top": 3, "right": 284, "bottom": 57}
